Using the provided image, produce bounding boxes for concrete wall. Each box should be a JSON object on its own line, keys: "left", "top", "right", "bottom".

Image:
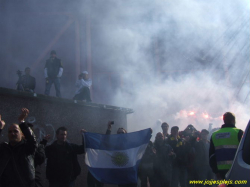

{"left": 0, "top": 87, "right": 132, "bottom": 187}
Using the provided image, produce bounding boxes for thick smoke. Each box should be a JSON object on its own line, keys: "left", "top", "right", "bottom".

{"left": 0, "top": 0, "right": 249, "bottom": 135}
{"left": 87, "top": 0, "right": 250, "bottom": 133}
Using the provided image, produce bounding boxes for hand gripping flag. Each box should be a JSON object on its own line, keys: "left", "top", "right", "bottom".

{"left": 83, "top": 128, "right": 151, "bottom": 184}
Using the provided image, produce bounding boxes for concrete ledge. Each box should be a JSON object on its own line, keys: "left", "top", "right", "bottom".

{"left": 0, "top": 87, "right": 134, "bottom": 114}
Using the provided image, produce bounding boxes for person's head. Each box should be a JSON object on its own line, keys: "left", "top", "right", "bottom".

{"left": 50, "top": 50, "right": 56, "bottom": 58}
{"left": 185, "top": 124, "right": 195, "bottom": 135}
{"left": 171, "top": 126, "right": 179, "bottom": 137}
{"left": 8, "top": 124, "right": 24, "bottom": 146}
{"left": 161, "top": 122, "right": 169, "bottom": 134}
{"left": 117, "top": 128, "right": 127, "bottom": 134}
{"left": 25, "top": 67, "right": 30, "bottom": 75}
{"left": 223, "top": 112, "right": 236, "bottom": 125}
{"left": 155, "top": 132, "right": 164, "bottom": 143}
{"left": 200, "top": 129, "right": 209, "bottom": 141}
{"left": 56, "top": 126, "right": 67, "bottom": 144}
{"left": 82, "top": 71, "right": 89, "bottom": 80}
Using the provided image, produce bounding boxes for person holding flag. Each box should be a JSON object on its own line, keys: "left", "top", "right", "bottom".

{"left": 83, "top": 121, "right": 152, "bottom": 187}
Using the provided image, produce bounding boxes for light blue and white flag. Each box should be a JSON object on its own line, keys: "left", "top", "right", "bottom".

{"left": 83, "top": 128, "right": 151, "bottom": 184}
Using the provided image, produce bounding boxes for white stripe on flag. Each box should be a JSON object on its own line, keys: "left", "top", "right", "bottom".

{"left": 85, "top": 143, "right": 147, "bottom": 169}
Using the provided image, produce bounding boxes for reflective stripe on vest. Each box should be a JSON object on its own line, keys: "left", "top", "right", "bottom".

{"left": 215, "top": 145, "right": 238, "bottom": 150}
{"left": 212, "top": 127, "right": 240, "bottom": 171}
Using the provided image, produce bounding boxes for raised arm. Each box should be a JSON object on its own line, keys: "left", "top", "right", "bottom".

{"left": 71, "top": 129, "right": 86, "bottom": 154}
{"left": 106, "top": 121, "right": 113, "bottom": 135}
{"left": 0, "top": 115, "right": 5, "bottom": 137}
{"left": 18, "top": 108, "right": 37, "bottom": 155}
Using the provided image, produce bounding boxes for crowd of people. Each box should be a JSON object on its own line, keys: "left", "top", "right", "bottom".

{"left": 16, "top": 50, "right": 92, "bottom": 102}
{"left": 138, "top": 112, "right": 243, "bottom": 187}
{"left": 139, "top": 124, "right": 211, "bottom": 187}
{"left": 0, "top": 109, "right": 243, "bottom": 187}
{"left": 0, "top": 108, "right": 86, "bottom": 187}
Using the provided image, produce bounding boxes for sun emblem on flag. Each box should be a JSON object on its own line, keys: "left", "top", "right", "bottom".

{"left": 111, "top": 152, "right": 129, "bottom": 167}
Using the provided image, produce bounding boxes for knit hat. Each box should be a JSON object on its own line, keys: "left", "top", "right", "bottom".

{"left": 82, "top": 71, "right": 88, "bottom": 74}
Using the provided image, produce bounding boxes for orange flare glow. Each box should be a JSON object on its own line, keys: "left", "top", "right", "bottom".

{"left": 189, "top": 112, "right": 195, "bottom": 115}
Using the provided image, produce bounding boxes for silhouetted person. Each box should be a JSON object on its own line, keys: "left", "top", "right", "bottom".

{"left": 44, "top": 50, "right": 63, "bottom": 97}
{"left": 45, "top": 126, "right": 85, "bottom": 187}
{"left": 154, "top": 132, "right": 175, "bottom": 187}
{"left": 16, "top": 67, "right": 36, "bottom": 92}
{"left": 161, "top": 122, "right": 170, "bottom": 140}
{"left": 138, "top": 141, "right": 157, "bottom": 187}
{"left": 105, "top": 121, "right": 137, "bottom": 187}
{"left": 194, "top": 129, "right": 214, "bottom": 187}
{"left": 209, "top": 112, "right": 243, "bottom": 180}
{"left": 182, "top": 125, "right": 199, "bottom": 187}
{"left": 0, "top": 108, "right": 37, "bottom": 187}
{"left": 34, "top": 134, "right": 50, "bottom": 187}
{"left": 167, "top": 126, "right": 188, "bottom": 187}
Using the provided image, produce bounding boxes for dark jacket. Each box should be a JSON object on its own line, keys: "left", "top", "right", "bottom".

{"left": 140, "top": 141, "right": 156, "bottom": 164}
{"left": 45, "top": 140, "right": 85, "bottom": 183}
{"left": 154, "top": 140, "right": 175, "bottom": 183}
{"left": 167, "top": 136, "right": 188, "bottom": 167}
{"left": 209, "top": 123, "right": 243, "bottom": 174}
{"left": 139, "top": 141, "right": 156, "bottom": 173}
{"left": 106, "top": 129, "right": 111, "bottom": 135}
{"left": 17, "top": 74, "right": 36, "bottom": 92}
{"left": 194, "top": 139, "right": 210, "bottom": 168}
{"left": 35, "top": 142, "right": 46, "bottom": 168}
{"left": 0, "top": 123, "right": 37, "bottom": 187}
{"left": 34, "top": 140, "right": 47, "bottom": 187}
{"left": 45, "top": 57, "right": 63, "bottom": 78}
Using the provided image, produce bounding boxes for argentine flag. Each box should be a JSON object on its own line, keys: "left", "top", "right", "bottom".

{"left": 83, "top": 128, "right": 151, "bottom": 184}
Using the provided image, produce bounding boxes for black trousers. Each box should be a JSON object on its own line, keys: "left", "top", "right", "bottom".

{"left": 87, "top": 172, "right": 104, "bottom": 187}
{"left": 73, "top": 87, "right": 92, "bottom": 102}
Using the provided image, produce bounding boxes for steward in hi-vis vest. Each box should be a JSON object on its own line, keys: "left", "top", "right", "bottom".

{"left": 209, "top": 112, "right": 243, "bottom": 180}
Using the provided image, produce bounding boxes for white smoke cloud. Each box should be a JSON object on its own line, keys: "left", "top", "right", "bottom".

{"left": 87, "top": 0, "right": 250, "bottom": 135}
{"left": 1, "top": 0, "right": 249, "bottom": 135}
